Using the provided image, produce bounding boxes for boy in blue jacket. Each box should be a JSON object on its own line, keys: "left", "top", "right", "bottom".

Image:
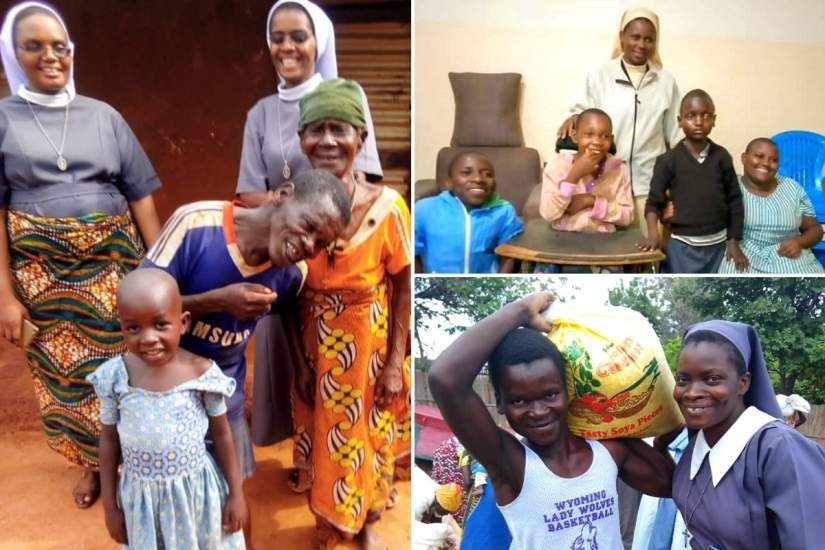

{"left": 415, "top": 152, "right": 524, "bottom": 273}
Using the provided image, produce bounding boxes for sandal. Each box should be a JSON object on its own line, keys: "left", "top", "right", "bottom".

{"left": 72, "top": 470, "right": 100, "bottom": 509}
{"left": 286, "top": 467, "right": 312, "bottom": 493}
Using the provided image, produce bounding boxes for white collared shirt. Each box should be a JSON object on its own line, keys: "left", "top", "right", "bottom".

{"left": 689, "top": 406, "right": 778, "bottom": 486}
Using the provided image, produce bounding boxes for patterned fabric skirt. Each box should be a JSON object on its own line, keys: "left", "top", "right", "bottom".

{"left": 292, "top": 283, "right": 411, "bottom": 537}
{"left": 7, "top": 209, "right": 144, "bottom": 469}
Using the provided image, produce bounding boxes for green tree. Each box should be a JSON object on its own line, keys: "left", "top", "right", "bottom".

{"left": 608, "top": 277, "right": 674, "bottom": 339}
{"left": 682, "top": 278, "right": 825, "bottom": 402}
{"left": 414, "top": 277, "right": 584, "bottom": 363}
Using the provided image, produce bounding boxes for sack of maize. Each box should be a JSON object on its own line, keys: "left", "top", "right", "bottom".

{"left": 545, "top": 303, "right": 683, "bottom": 439}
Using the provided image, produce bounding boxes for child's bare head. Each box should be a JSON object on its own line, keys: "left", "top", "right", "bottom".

{"left": 447, "top": 152, "right": 496, "bottom": 208}
{"left": 574, "top": 109, "right": 613, "bottom": 159}
{"left": 117, "top": 269, "right": 188, "bottom": 366}
{"left": 678, "top": 89, "right": 716, "bottom": 143}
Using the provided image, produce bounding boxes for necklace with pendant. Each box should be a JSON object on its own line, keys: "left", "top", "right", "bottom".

{"left": 275, "top": 97, "right": 294, "bottom": 181}
{"left": 680, "top": 471, "right": 713, "bottom": 548}
{"left": 25, "top": 97, "right": 70, "bottom": 171}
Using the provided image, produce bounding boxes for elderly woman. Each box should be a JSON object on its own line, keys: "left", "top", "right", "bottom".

{"left": 718, "top": 138, "right": 824, "bottom": 273}
{"left": 235, "top": 0, "right": 383, "bottom": 460}
{"left": 290, "top": 78, "right": 410, "bottom": 550}
{"left": 0, "top": 2, "right": 161, "bottom": 507}
{"left": 669, "top": 320, "right": 825, "bottom": 548}
{"left": 558, "top": 7, "right": 681, "bottom": 232}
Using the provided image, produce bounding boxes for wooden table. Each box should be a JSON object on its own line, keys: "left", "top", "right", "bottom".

{"left": 495, "top": 219, "right": 665, "bottom": 271}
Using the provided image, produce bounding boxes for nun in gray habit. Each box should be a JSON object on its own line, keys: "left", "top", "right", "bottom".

{"left": 671, "top": 320, "right": 825, "bottom": 549}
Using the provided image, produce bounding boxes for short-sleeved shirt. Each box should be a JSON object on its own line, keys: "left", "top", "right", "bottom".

{"left": 415, "top": 191, "right": 524, "bottom": 273}
{"left": 235, "top": 75, "right": 382, "bottom": 194}
{"left": 718, "top": 176, "right": 824, "bottom": 274}
{"left": 0, "top": 94, "right": 160, "bottom": 217}
{"left": 304, "top": 186, "right": 411, "bottom": 291}
{"left": 141, "top": 200, "right": 307, "bottom": 421}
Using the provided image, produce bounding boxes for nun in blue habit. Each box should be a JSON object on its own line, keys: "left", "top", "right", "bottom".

{"left": 670, "top": 320, "right": 825, "bottom": 550}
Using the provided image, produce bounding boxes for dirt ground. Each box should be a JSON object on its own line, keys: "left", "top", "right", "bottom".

{"left": 0, "top": 340, "right": 410, "bottom": 549}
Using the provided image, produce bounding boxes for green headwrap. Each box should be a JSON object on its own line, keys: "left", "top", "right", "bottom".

{"left": 298, "top": 78, "right": 367, "bottom": 131}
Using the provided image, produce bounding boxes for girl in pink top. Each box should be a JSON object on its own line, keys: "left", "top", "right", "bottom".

{"left": 540, "top": 109, "right": 634, "bottom": 233}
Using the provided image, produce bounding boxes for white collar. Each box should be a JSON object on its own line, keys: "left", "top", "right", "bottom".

{"left": 277, "top": 72, "right": 323, "bottom": 102}
{"left": 17, "top": 85, "right": 73, "bottom": 107}
{"left": 689, "top": 406, "right": 777, "bottom": 486}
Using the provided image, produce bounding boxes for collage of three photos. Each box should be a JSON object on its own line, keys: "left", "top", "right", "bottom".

{"left": 0, "top": 1, "right": 823, "bottom": 549}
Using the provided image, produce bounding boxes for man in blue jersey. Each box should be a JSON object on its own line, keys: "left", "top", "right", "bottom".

{"left": 140, "top": 169, "right": 349, "bottom": 482}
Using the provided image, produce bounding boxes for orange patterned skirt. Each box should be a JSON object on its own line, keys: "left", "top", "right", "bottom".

{"left": 292, "top": 283, "right": 411, "bottom": 537}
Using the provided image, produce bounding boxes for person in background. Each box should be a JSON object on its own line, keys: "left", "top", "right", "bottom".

{"left": 776, "top": 393, "right": 811, "bottom": 429}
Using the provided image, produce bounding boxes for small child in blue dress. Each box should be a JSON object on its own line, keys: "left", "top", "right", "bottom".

{"left": 89, "top": 268, "right": 246, "bottom": 549}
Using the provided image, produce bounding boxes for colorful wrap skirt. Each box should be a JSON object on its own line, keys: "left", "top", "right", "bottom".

{"left": 7, "top": 209, "right": 144, "bottom": 468}
{"left": 292, "top": 283, "right": 411, "bottom": 536}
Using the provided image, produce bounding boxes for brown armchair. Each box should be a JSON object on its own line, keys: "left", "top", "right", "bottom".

{"left": 415, "top": 72, "right": 543, "bottom": 219}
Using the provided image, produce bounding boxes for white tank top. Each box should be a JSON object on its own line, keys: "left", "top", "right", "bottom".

{"left": 498, "top": 439, "right": 623, "bottom": 550}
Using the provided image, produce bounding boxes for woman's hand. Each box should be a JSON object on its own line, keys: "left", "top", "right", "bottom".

{"left": 375, "top": 363, "right": 403, "bottom": 406}
{"left": 222, "top": 493, "right": 248, "bottom": 534}
{"left": 104, "top": 507, "right": 128, "bottom": 545}
{"left": 726, "top": 240, "right": 750, "bottom": 271}
{"left": 777, "top": 237, "right": 803, "bottom": 259}
{"left": 0, "top": 296, "right": 28, "bottom": 346}
{"left": 557, "top": 114, "right": 579, "bottom": 139}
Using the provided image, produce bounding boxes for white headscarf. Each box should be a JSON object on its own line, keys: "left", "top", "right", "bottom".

{"left": 0, "top": 1, "right": 76, "bottom": 105}
{"left": 610, "top": 7, "right": 663, "bottom": 68}
{"left": 266, "top": 0, "right": 337, "bottom": 86}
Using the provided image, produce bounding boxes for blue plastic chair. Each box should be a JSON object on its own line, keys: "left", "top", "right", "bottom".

{"left": 771, "top": 130, "right": 825, "bottom": 220}
{"left": 771, "top": 130, "right": 825, "bottom": 266}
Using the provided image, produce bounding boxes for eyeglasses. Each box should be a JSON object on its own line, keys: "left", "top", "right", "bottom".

{"left": 17, "top": 42, "right": 72, "bottom": 59}
{"left": 270, "top": 30, "right": 311, "bottom": 46}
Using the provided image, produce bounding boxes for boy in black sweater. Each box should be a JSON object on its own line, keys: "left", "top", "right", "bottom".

{"left": 636, "top": 89, "right": 746, "bottom": 273}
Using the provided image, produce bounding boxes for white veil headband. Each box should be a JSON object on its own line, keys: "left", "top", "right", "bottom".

{"left": 0, "top": 1, "right": 76, "bottom": 100}
{"left": 266, "top": 0, "right": 337, "bottom": 84}
{"left": 610, "top": 7, "right": 663, "bottom": 68}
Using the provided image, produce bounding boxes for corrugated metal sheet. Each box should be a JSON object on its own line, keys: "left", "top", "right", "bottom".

{"left": 337, "top": 22, "right": 411, "bottom": 198}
